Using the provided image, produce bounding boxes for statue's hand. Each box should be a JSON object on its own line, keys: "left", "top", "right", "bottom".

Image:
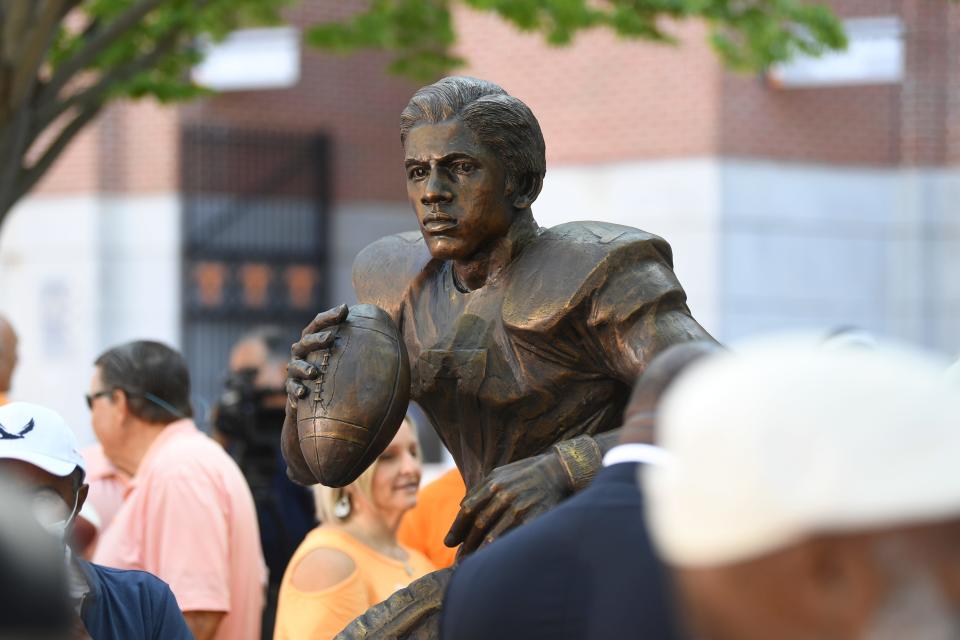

{"left": 445, "top": 452, "right": 573, "bottom": 557}
{"left": 334, "top": 568, "right": 452, "bottom": 639}
{"left": 281, "top": 304, "right": 350, "bottom": 486}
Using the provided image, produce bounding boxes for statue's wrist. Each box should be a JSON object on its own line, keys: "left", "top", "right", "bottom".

{"left": 551, "top": 435, "right": 602, "bottom": 492}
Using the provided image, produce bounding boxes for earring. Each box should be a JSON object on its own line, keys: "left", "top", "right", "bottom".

{"left": 334, "top": 494, "right": 351, "bottom": 519}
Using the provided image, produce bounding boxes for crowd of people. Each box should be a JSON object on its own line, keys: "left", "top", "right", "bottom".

{"left": 0, "top": 316, "right": 453, "bottom": 640}
{"left": 0, "top": 309, "right": 958, "bottom": 640}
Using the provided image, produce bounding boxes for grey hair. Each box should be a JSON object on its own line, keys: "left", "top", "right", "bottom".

{"left": 400, "top": 76, "right": 546, "bottom": 202}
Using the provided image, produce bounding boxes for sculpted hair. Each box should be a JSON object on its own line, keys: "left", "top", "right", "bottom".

{"left": 400, "top": 76, "right": 546, "bottom": 202}
{"left": 95, "top": 340, "right": 193, "bottom": 425}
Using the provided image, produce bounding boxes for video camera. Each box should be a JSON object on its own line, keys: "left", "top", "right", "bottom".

{"left": 214, "top": 369, "right": 287, "bottom": 489}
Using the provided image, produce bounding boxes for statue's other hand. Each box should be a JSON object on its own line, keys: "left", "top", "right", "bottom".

{"left": 445, "top": 452, "right": 573, "bottom": 557}
{"left": 281, "top": 304, "right": 350, "bottom": 486}
{"left": 334, "top": 568, "right": 451, "bottom": 640}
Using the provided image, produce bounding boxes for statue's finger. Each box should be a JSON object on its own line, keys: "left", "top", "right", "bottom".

{"left": 479, "top": 509, "right": 525, "bottom": 549}
{"left": 460, "top": 494, "right": 511, "bottom": 555}
{"left": 285, "top": 379, "right": 308, "bottom": 400}
{"left": 291, "top": 331, "right": 335, "bottom": 357}
{"left": 458, "top": 480, "right": 496, "bottom": 513}
{"left": 444, "top": 507, "right": 473, "bottom": 547}
{"left": 287, "top": 359, "right": 318, "bottom": 380}
{"left": 301, "top": 304, "right": 348, "bottom": 337}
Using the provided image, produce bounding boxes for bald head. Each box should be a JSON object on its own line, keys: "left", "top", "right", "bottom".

{"left": 0, "top": 315, "right": 17, "bottom": 393}
{"left": 619, "top": 341, "right": 721, "bottom": 445}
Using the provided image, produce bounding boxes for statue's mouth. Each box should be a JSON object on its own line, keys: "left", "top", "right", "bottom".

{"left": 423, "top": 211, "right": 457, "bottom": 232}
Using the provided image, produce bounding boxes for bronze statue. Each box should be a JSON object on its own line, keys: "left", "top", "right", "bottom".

{"left": 281, "top": 76, "right": 715, "bottom": 637}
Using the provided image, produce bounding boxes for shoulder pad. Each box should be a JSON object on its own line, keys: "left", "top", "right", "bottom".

{"left": 503, "top": 221, "right": 676, "bottom": 330}
{"left": 352, "top": 231, "right": 432, "bottom": 324}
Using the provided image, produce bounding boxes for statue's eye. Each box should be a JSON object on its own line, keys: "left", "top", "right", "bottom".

{"left": 454, "top": 161, "right": 475, "bottom": 175}
{"left": 408, "top": 166, "right": 428, "bottom": 180}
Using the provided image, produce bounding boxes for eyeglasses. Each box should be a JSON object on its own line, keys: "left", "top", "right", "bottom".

{"left": 85, "top": 390, "right": 113, "bottom": 410}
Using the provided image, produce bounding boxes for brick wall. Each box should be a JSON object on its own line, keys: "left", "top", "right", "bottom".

{"left": 719, "top": 0, "right": 903, "bottom": 166}
{"left": 454, "top": 8, "right": 722, "bottom": 166}
{"left": 34, "top": 98, "right": 179, "bottom": 195}
{"left": 899, "top": 0, "right": 960, "bottom": 166}
{"left": 181, "top": 1, "right": 419, "bottom": 204}
{"left": 26, "top": 0, "right": 960, "bottom": 202}
{"left": 719, "top": 0, "right": 960, "bottom": 167}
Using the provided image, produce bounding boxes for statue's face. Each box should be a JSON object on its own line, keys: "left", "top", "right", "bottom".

{"left": 404, "top": 118, "right": 514, "bottom": 261}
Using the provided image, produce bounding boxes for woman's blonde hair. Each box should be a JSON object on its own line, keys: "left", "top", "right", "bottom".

{"left": 313, "top": 417, "right": 417, "bottom": 523}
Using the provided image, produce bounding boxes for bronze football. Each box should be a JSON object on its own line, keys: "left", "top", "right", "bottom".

{"left": 296, "top": 304, "right": 411, "bottom": 487}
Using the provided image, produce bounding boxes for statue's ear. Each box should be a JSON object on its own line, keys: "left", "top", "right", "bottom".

{"left": 509, "top": 173, "right": 543, "bottom": 210}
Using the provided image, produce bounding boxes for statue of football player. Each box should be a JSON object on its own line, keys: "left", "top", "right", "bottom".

{"left": 282, "top": 76, "right": 715, "bottom": 637}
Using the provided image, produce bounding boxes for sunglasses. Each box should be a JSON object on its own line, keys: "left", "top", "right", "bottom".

{"left": 85, "top": 390, "right": 113, "bottom": 410}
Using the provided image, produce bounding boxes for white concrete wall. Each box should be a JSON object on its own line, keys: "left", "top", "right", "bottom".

{"left": 537, "top": 158, "right": 723, "bottom": 336}
{"left": 720, "top": 161, "right": 960, "bottom": 356}
{"left": 0, "top": 194, "right": 181, "bottom": 444}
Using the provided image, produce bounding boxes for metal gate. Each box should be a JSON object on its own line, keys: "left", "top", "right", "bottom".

{"left": 180, "top": 126, "right": 329, "bottom": 424}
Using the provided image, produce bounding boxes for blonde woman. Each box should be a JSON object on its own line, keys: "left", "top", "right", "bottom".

{"left": 274, "top": 419, "right": 435, "bottom": 639}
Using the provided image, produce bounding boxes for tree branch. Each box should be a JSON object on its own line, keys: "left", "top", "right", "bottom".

{"left": 1, "top": 0, "right": 35, "bottom": 63}
{"left": 8, "top": 0, "right": 66, "bottom": 111}
{"left": 43, "top": 0, "right": 168, "bottom": 103}
{"left": 0, "top": 102, "right": 32, "bottom": 213}
{"left": 32, "top": 26, "right": 183, "bottom": 138}
{"left": 4, "top": 97, "right": 102, "bottom": 213}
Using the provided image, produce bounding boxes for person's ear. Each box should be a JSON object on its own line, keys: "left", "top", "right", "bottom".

{"left": 76, "top": 483, "right": 89, "bottom": 514}
{"left": 113, "top": 389, "right": 131, "bottom": 423}
{"left": 509, "top": 173, "right": 543, "bottom": 210}
{"left": 799, "top": 535, "right": 881, "bottom": 637}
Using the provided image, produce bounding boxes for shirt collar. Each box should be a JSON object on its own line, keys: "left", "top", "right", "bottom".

{"left": 602, "top": 443, "right": 671, "bottom": 468}
{"left": 131, "top": 419, "right": 198, "bottom": 488}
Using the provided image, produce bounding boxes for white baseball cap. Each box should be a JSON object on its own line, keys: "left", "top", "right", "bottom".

{"left": 0, "top": 403, "right": 86, "bottom": 479}
{"left": 645, "top": 336, "right": 960, "bottom": 568}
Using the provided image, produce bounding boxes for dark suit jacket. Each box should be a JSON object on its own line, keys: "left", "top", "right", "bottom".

{"left": 441, "top": 462, "right": 684, "bottom": 640}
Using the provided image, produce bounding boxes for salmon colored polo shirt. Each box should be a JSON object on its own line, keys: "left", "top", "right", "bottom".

{"left": 94, "top": 419, "right": 266, "bottom": 640}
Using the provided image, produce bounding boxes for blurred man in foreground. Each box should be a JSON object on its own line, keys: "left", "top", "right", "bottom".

{"left": 0, "top": 471, "right": 72, "bottom": 640}
{"left": 89, "top": 341, "right": 265, "bottom": 640}
{"left": 440, "top": 342, "right": 718, "bottom": 639}
{"left": 0, "top": 402, "right": 190, "bottom": 638}
{"left": 0, "top": 314, "right": 17, "bottom": 406}
{"left": 646, "top": 338, "right": 960, "bottom": 640}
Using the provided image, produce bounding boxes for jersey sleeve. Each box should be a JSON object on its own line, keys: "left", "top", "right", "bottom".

{"left": 585, "top": 234, "right": 714, "bottom": 382}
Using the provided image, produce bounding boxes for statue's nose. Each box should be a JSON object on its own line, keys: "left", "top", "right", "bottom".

{"left": 422, "top": 171, "right": 453, "bottom": 205}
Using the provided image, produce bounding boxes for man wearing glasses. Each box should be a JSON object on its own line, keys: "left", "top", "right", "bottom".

{"left": 87, "top": 340, "right": 266, "bottom": 640}
{"left": 0, "top": 401, "right": 191, "bottom": 638}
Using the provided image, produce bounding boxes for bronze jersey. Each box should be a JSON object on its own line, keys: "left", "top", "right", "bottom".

{"left": 354, "top": 221, "right": 712, "bottom": 488}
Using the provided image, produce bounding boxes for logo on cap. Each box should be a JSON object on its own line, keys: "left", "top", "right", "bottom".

{"left": 0, "top": 418, "right": 35, "bottom": 440}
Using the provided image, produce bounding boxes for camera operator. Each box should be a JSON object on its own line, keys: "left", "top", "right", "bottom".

{"left": 214, "top": 328, "right": 315, "bottom": 640}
